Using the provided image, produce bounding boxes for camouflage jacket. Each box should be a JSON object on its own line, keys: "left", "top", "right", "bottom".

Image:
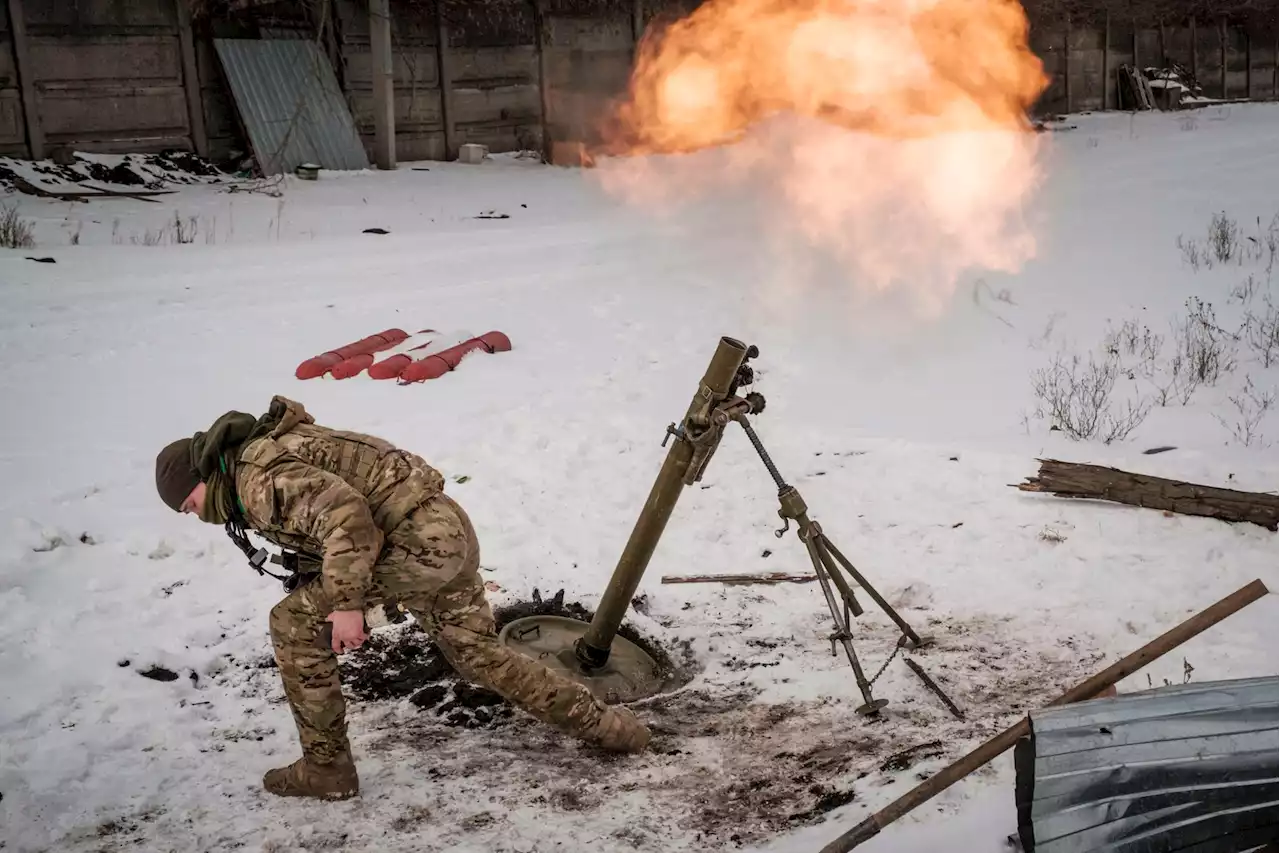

{"left": 234, "top": 396, "right": 445, "bottom": 611}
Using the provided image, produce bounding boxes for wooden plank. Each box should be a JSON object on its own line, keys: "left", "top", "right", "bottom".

{"left": 434, "top": 9, "right": 457, "bottom": 160}
{"left": 174, "top": 0, "right": 208, "bottom": 156}
{"left": 6, "top": 0, "right": 41, "bottom": 159}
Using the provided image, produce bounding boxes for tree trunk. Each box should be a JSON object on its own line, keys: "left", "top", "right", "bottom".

{"left": 1014, "top": 459, "right": 1278, "bottom": 531}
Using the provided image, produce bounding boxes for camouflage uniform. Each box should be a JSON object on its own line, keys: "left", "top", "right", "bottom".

{"left": 234, "top": 398, "right": 649, "bottom": 794}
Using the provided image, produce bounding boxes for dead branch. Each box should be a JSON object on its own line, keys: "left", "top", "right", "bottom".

{"left": 1014, "top": 458, "right": 1278, "bottom": 530}
{"left": 660, "top": 572, "right": 817, "bottom": 585}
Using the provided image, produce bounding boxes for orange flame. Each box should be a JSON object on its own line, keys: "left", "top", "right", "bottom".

{"left": 594, "top": 0, "right": 1051, "bottom": 312}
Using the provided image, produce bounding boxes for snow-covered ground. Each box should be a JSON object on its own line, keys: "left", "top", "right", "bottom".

{"left": 1, "top": 105, "right": 1276, "bottom": 853}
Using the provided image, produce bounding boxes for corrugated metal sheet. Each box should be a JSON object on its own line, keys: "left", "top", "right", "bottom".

{"left": 213, "top": 39, "right": 369, "bottom": 175}
{"left": 1014, "top": 677, "right": 1279, "bottom": 853}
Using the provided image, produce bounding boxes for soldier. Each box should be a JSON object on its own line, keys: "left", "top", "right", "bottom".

{"left": 155, "top": 395, "right": 650, "bottom": 801}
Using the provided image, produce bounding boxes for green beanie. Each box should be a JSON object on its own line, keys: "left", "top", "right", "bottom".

{"left": 155, "top": 438, "right": 200, "bottom": 512}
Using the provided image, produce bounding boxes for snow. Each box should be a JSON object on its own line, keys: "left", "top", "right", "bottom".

{"left": 1, "top": 105, "right": 1277, "bottom": 853}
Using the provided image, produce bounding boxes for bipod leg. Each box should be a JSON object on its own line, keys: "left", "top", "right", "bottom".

{"left": 803, "top": 528, "right": 887, "bottom": 718}
{"left": 811, "top": 527, "right": 864, "bottom": 619}
{"left": 819, "top": 534, "right": 931, "bottom": 650}
{"left": 734, "top": 415, "right": 887, "bottom": 718}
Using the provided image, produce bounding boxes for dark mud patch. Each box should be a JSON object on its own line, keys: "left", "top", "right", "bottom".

{"left": 341, "top": 622, "right": 451, "bottom": 702}
{"left": 878, "top": 739, "right": 944, "bottom": 772}
{"left": 787, "top": 786, "right": 857, "bottom": 824}
{"left": 352, "top": 605, "right": 1104, "bottom": 851}
{"left": 338, "top": 589, "right": 697, "bottom": 730}
{"left": 368, "top": 683, "right": 886, "bottom": 847}
{"left": 632, "top": 691, "right": 885, "bottom": 843}
{"left": 339, "top": 622, "right": 511, "bottom": 730}
{"left": 87, "top": 807, "right": 161, "bottom": 846}
{"left": 138, "top": 665, "right": 179, "bottom": 682}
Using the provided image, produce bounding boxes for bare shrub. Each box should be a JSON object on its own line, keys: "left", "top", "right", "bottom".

{"left": 1214, "top": 376, "right": 1277, "bottom": 447}
{"left": 126, "top": 213, "right": 203, "bottom": 246}
{"left": 1176, "top": 234, "right": 1203, "bottom": 271}
{"left": 1206, "top": 212, "right": 1240, "bottom": 264}
{"left": 1032, "top": 350, "right": 1151, "bottom": 443}
{"left": 1151, "top": 350, "right": 1197, "bottom": 407}
{"left": 1177, "top": 212, "right": 1275, "bottom": 272}
{"left": 1243, "top": 289, "right": 1278, "bottom": 368}
{"left": 0, "top": 203, "right": 36, "bottom": 249}
{"left": 1104, "top": 319, "right": 1163, "bottom": 378}
{"left": 171, "top": 212, "right": 199, "bottom": 244}
{"left": 1069, "top": 294, "right": 1260, "bottom": 411}
{"left": 1239, "top": 214, "right": 1279, "bottom": 271}
{"left": 1175, "top": 297, "right": 1236, "bottom": 386}
{"left": 131, "top": 228, "right": 166, "bottom": 247}
{"left": 1230, "top": 274, "right": 1258, "bottom": 305}
{"left": 1264, "top": 215, "right": 1278, "bottom": 274}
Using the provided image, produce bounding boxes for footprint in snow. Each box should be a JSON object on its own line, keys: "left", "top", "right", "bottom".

{"left": 148, "top": 542, "right": 175, "bottom": 561}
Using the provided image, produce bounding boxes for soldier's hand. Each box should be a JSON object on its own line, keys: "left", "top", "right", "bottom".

{"left": 326, "top": 610, "right": 368, "bottom": 654}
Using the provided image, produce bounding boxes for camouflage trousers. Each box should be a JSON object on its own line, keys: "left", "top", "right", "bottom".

{"left": 268, "top": 493, "right": 613, "bottom": 763}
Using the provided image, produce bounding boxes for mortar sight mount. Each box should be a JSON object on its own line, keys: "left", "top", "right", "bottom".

{"left": 498, "top": 336, "right": 957, "bottom": 720}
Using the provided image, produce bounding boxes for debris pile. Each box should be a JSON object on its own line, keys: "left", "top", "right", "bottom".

{"left": 0, "top": 150, "right": 229, "bottom": 195}
{"left": 1145, "top": 62, "right": 1205, "bottom": 106}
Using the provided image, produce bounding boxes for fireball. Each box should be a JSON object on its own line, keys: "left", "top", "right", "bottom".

{"left": 595, "top": 0, "right": 1051, "bottom": 310}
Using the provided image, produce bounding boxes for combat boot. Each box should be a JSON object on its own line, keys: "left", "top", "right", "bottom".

{"left": 586, "top": 705, "right": 651, "bottom": 754}
{"left": 263, "top": 749, "right": 359, "bottom": 801}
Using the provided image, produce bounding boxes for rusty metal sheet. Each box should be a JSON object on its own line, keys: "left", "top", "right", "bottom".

{"left": 1015, "top": 676, "right": 1279, "bottom": 853}
{"left": 213, "top": 38, "right": 368, "bottom": 174}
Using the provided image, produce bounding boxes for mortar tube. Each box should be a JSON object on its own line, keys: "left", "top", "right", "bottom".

{"left": 576, "top": 336, "right": 749, "bottom": 669}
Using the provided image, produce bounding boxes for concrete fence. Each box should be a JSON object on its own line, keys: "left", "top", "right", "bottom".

{"left": 1028, "top": 12, "right": 1278, "bottom": 115}
{"left": 1, "top": 0, "right": 1276, "bottom": 168}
